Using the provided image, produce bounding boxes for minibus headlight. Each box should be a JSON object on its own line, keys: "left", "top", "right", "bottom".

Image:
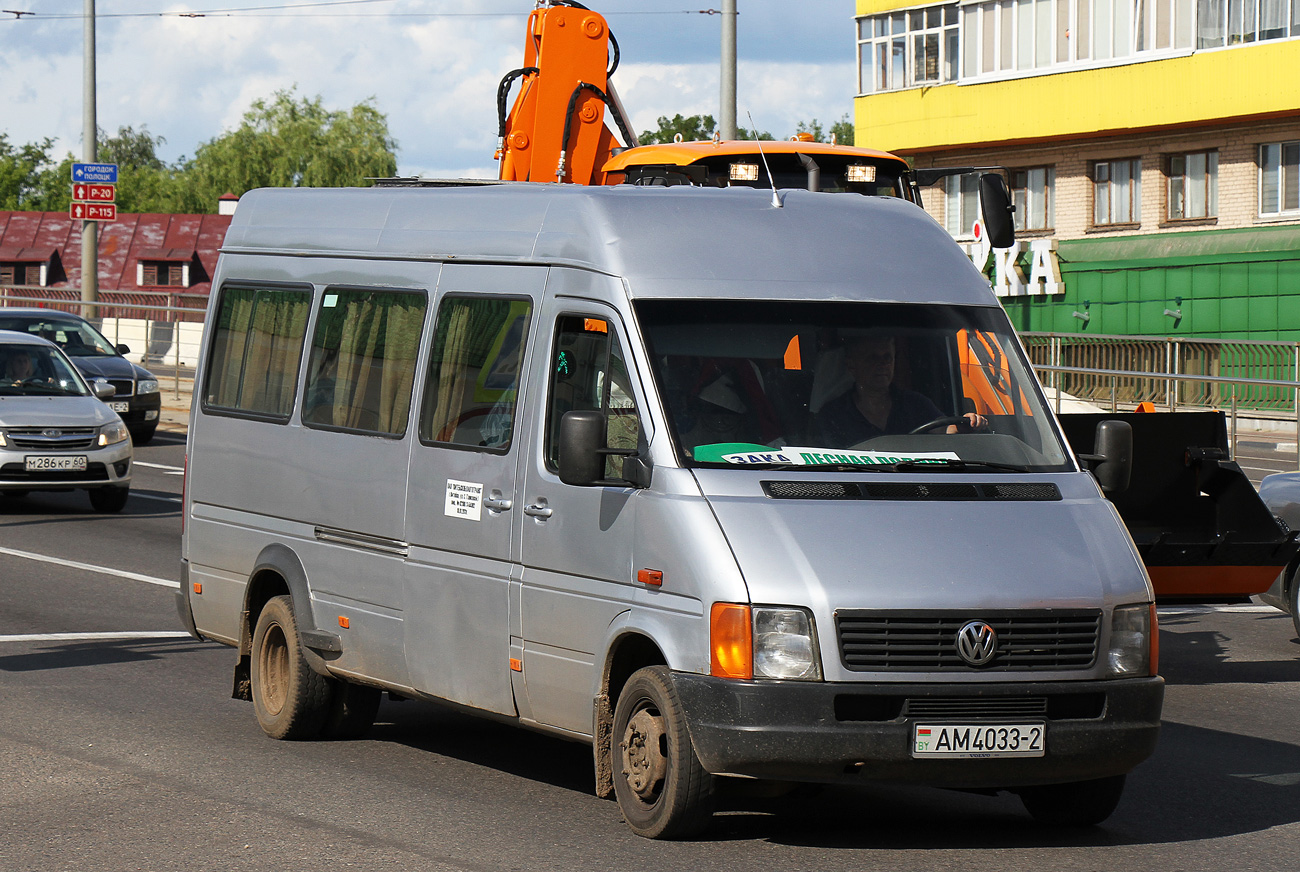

{"left": 0, "top": 430, "right": 7, "bottom": 447}
{"left": 753, "top": 607, "right": 822, "bottom": 681}
{"left": 98, "top": 421, "right": 129, "bottom": 447}
{"left": 1107, "top": 604, "right": 1155, "bottom": 677}
{"left": 137, "top": 379, "right": 159, "bottom": 395}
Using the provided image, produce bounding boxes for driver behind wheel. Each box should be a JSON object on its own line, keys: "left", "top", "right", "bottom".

{"left": 2, "top": 347, "right": 37, "bottom": 386}
{"left": 812, "top": 334, "right": 986, "bottom": 447}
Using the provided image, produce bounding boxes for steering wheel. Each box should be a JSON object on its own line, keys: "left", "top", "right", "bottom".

{"left": 907, "top": 415, "right": 968, "bottom": 435}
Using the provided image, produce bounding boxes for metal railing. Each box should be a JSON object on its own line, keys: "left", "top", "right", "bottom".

{"left": 1022, "top": 331, "right": 1300, "bottom": 415}
{"left": 0, "top": 284, "right": 209, "bottom": 322}
{"left": 0, "top": 287, "right": 205, "bottom": 398}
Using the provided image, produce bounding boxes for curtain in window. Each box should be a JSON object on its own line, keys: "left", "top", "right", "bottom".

{"left": 207, "top": 287, "right": 310, "bottom": 417}
{"left": 307, "top": 290, "right": 425, "bottom": 435}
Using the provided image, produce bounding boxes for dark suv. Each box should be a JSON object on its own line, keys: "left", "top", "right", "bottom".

{"left": 0, "top": 309, "right": 162, "bottom": 444}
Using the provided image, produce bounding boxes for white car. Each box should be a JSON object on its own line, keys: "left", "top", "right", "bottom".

{"left": 0, "top": 330, "right": 132, "bottom": 512}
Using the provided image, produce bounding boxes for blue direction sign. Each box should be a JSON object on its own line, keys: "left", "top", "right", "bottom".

{"left": 71, "top": 162, "right": 118, "bottom": 184}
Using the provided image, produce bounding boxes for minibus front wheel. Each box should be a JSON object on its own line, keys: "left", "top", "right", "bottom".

{"left": 612, "top": 667, "right": 715, "bottom": 839}
{"left": 251, "top": 595, "right": 332, "bottom": 740}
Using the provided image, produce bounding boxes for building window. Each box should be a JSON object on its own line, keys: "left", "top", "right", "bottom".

{"left": 1168, "top": 151, "right": 1218, "bottom": 220}
{"left": 858, "top": 4, "right": 959, "bottom": 92}
{"left": 139, "top": 261, "right": 188, "bottom": 288}
{"left": 1260, "top": 141, "right": 1300, "bottom": 216}
{"left": 1012, "top": 167, "right": 1056, "bottom": 231}
{"left": 1197, "top": 0, "right": 1297, "bottom": 45}
{"left": 0, "top": 263, "right": 44, "bottom": 286}
{"left": 945, "top": 174, "right": 982, "bottom": 237}
{"left": 1093, "top": 158, "right": 1143, "bottom": 225}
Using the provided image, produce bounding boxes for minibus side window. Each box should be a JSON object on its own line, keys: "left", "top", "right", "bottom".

{"left": 302, "top": 287, "right": 427, "bottom": 436}
{"left": 545, "top": 315, "right": 640, "bottom": 479}
{"left": 418, "top": 296, "right": 533, "bottom": 452}
{"left": 204, "top": 285, "right": 311, "bottom": 420}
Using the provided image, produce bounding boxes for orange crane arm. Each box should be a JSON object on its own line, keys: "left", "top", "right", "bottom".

{"left": 497, "top": 3, "right": 635, "bottom": 185}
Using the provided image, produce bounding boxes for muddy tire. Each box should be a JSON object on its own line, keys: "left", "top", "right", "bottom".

{"left": 611, "top": 666, "right": 715, "bottom": 839}
{"left": 1018, "top": 774, "right": 1126, "bottom": 826}
{"left": 250, "top": 595, "right": 331, "bottom": 740}
{"left": 322, "top": 680, "right": 382, "bottom": 740}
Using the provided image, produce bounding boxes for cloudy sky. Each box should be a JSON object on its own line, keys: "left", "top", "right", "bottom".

{"left": 0, "top": 1, "right": 859, "bottom": 181}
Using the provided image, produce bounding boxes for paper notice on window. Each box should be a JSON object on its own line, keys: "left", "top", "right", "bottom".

{"left": 445, "top": 479, "right": 483, "bottom": 521}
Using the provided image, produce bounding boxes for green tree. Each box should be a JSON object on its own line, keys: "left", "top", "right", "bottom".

{"left": 183, "top": 88, "right": 398, "bottom": 207}
{"left": 639, "top": 113, "right": 717, "bottom": 144}
{"left": 0, "top": 135, "right": 57, "bottom": 209}
{"left": 794, "top": 114, "right": 854, "bottom": 146}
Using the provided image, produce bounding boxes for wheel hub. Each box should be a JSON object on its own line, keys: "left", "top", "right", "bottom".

{"left": 621, "top": 707, "right": 667, "bottom": 801}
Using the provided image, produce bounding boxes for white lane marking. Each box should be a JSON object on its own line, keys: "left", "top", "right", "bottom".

{"left": 132, "top": 492, "right": 182, "bottom": 504}
{"left": 133, "top": 461, "right": 185, "bottom": 475}
{"left": 1158, "top": 605, "right": 1280, "bottom": 616}
{"left": 0, "top": 545, "right": 179, "bottom": 589}
{"left": 0, "top": 631, "right": 192, "bottom": 643}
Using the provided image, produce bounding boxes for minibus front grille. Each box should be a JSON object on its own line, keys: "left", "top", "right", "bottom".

{"left": 762, "top": 481, "right": 1061, "bottom": 501}
{"left": 835, "top": 611, "right": 1100, "bottom": 672}
{"left": 833, "top": 692, "right": 1106, "bottom": 721}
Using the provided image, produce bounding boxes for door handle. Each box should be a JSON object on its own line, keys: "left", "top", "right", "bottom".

{"left": 484, "top": 498, "right": 513, "bottom": 512}
{"left": 523, "top": 503, "right": 553, "bottom": 519}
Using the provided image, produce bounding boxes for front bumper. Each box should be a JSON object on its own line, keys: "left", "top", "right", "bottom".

{"left": 113, "top": 393, "right": 162, "bottom": 429}
{"left": 0, "top": 444, "right": 132, "bottom": 490}
{"left": 672, "top": 673, "right": 1164, "bottom": 788}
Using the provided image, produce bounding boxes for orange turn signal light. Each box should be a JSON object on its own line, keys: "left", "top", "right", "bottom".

{"left": 510, "top": 657, "right": 523, "bottom": 672}
{"left": 637, "top": 569, "right": 663, "bottom": 586}
{"left": 192, "top": 582, "right": 202, "bottom": 595}
{"left": 710, "top": 602, "right": 752, "bottom": 680}
{"left": 338, "top": 616, "right": 350, "bottom": 629}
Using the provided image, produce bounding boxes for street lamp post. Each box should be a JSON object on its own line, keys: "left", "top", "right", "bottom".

{"left": 720, "top": 0, "right": 737, "bottom": 140}
{"left": 82, "top": 0, "right": 98, "bottom": 319}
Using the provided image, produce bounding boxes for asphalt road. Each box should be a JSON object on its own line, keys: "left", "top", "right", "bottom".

{"left": 4, "top": 430, "right": 1300, "bottom": 870}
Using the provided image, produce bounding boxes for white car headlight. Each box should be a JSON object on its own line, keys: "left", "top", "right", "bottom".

{"left": 137, "top": 379, "right": 159, "bottom": 395}
{"left": 0, "top": 430, "right": 7, "bottom": 447}
{"left": 98, "top": 421, "right": 130, "bottom": 447}
{"left": 753, "top": 607, "right": 822, "bottom": 680}
{"left": 1107, "top": 604, "right": 1155, "bottom": 677}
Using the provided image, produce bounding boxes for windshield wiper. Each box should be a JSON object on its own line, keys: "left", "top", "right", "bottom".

{"left": 885, "top": 458, "right": 1034, "bottom": 473}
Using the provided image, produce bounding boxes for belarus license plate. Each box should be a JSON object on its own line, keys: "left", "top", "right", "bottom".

{"left": 25, "top": 455, "right": 88, "bottom": 472}
{"left": 110, "top": 401, "right": 130, "bottom": 412}
{"left": 913, "top": 723, "right": 1045, "bottom": 758}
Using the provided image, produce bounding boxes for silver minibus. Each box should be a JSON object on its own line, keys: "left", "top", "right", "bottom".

{"left": 179, "top": 182, "right": 1162, "bottom": 838}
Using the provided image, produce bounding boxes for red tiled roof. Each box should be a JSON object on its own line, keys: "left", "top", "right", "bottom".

{"left": 0, "top": 211, "right": 231, "bottom": 296}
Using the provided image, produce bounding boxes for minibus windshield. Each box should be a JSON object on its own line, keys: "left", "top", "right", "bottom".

{"left": 635, "top": 300, "right": 1072, "bottom": 473}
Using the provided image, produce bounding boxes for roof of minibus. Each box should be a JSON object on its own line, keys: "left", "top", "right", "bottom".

{"left": 221, "top": 183, "right": 998, "bottom": 306}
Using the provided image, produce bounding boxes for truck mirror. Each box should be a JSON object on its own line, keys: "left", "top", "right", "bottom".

{"left": 979, "top": 173, "right": 1016, "bottom": 249}
{"left": 558, "top": 410, "right": 607, "bottom": 486}
{"left": 1082, "top": 419, "right": 1133, "bottom": 494}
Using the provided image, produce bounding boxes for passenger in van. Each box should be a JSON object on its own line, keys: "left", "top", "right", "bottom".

{"left": 813, "top": 334, "right": 985, "bottom": 447}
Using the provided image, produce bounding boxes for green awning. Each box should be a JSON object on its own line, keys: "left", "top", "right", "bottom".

{"left": 1058, "top": 224, "right": 1300, "bottom": 271}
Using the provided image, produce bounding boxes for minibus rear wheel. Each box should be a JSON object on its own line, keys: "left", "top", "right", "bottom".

{"left": 611, "top": 666, "right": 715, "bottom": 839}
{"left": 1017, "top": 774, "right": 1125, "bottom": 826}
{"left": 251, "top": 595, "right": 331, "bottom": 740}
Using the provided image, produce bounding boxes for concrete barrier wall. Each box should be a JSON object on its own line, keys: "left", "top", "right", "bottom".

{"left": 96, "top": 318, "right": 205, "bottom": 369}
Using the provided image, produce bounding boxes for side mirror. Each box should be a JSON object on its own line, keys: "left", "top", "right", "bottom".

{"left": 979, "top": 173, "right": 1016, "bottom": 249}
{"left": 1079, "top": 419, "right": 1133, "bottom": 494}
{"left": 115, "top": 343, "right": 131, "bottom": 356}
{"left": 92, "top": 378, "right": 116, "bottom": 400}
{"left": 558, "top": 410, "right": 606, "bottom": 486}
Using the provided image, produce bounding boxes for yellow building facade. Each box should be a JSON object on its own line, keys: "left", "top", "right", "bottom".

{"left": 854, "top": 0, "right": 1300, "bottom": 338}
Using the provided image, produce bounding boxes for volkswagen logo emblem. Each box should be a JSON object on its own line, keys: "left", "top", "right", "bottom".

{"left": 955, "top": 621, "right": 998, "bottom": 666}
{"left": 42, "top": 428, "right": 62, "bottom": 438}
